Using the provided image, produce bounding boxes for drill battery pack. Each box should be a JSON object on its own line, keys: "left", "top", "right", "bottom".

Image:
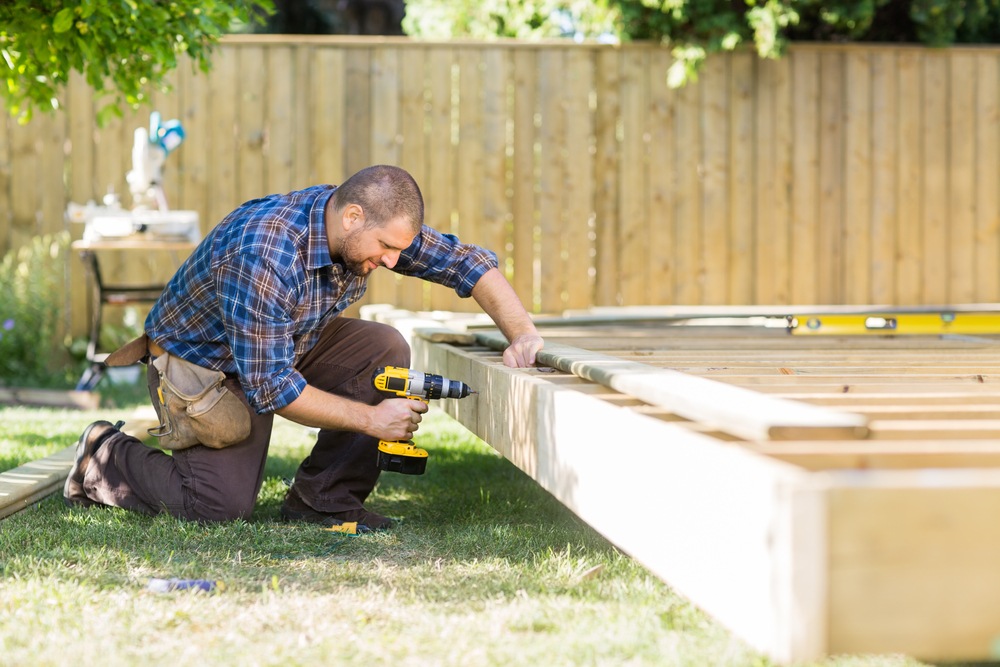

{"left": 377, "top": 440, "right": 428, "bottom": 475}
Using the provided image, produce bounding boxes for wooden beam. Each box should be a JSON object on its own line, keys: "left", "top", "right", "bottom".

{"left": 472, "top": 331, "right": 869, "bottom": 441}
{"left": 412, "top": 337, "right": 830, "bottom": 664}
{"left": 0, "top": 446, "right": 75, "bottom": 520}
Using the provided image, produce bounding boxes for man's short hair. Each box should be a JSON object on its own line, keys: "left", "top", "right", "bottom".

{"left": 333, "top": 165, "right": 424, "bottom": 233}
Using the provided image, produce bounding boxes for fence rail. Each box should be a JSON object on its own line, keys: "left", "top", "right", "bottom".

{"left": 1, "top": 36, "right": 998, "bottom": 337}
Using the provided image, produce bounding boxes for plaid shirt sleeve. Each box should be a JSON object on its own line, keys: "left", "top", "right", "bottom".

{"left": 394, "top": 225, "right": 498, "bottom": 296}
{"left": 215, "top": 251, "right": 308, "bottom": 414}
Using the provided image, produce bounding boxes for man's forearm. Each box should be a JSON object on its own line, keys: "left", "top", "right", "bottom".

{"left": 471, "top": 267, "right": 538, "bottom": 340}
{"left": 471, "top": 267, "right": 543, "bottom": 367}
{"left": 275, "top": 385, "right": 375, "bottom": 433}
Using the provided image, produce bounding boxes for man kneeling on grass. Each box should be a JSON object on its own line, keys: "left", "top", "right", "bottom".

{"left": 64, "top": 165, "right": 542, "bottom": 532}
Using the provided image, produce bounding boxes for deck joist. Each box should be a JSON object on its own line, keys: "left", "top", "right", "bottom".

{"left": 368, "top": 307, "right": 1000, "bottom": 664}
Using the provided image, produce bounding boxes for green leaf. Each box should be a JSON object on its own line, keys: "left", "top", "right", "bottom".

{"left": 53, "top": 8, "right": 75, "bottom": 34}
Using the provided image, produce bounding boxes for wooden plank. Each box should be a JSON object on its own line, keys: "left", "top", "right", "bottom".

{"left": 266, "top": 45, "right": 295, "bottom": 194}
{"left": 896, "top": 49, "right": 923, "bottom": 305}
{"left": 178, "top": 56, "right": 209, "bottom": 228}
{"left": 238, "top": 45, "right": 266, "bottom": 203}
{"left": 772, "top": 56, "right": 793, "bottom": 304}
{"left": 0, "top": 446, "right": 75, "bottom": 520}
{"left": 729, "top": 52, "right": 755, "bottom": 304}
{"left": 538, "top": 48, "right": 565, "bottom": 313}
{"left": 206, "top": 45, "right": 239, "bottom": 228}
{"left": 949, "top": 52, "right": 976, "bottom": 303}
{"left": 828, "top": 477, "right": 1000, "bottom": 658}
{"left": 398, "top": 45, "right": 429, "bottom": 311}
{"left": 368, "top": 45, "right": 402, "bottom": 307}
{"left": 412, "top": 336, "right": 829, "bottom": 664}
{"left": 818, "top": 50, "right": 844, "bottom": 303}
{"left": 870, "top": 50, "right": 898, "bottom": 303}
{"left": 618, "top": 47, "right": 647, "bottom": 305}
{"left": 481, "top": 48, "right": 510, "bottom": 282}
{"left": 674, "top": 56, "right": 702, "bottom": 304}
{"left": 755, "top": 58, "right": 777, "bottom": 303}
{"left": 593, "top": 48, "right": 620, "bottom": 308}
{"left": 474, "top": 331, "right": 869, "bottom": 441}
{"left": 292, "top": 46, "right": 312, "bottom": 187}
{"left": 311, "top": 47, "right": 345, "bottom": 185}
{"left": 426, "top": 46, "right": 458, "bottom": 312}
{"left": 512, "top": 48, "right": 538, "bottom": 310}
{"left": 344, "top": 47, "right": 372, "bottom": 176}
{"left": 922, "top": 53, "right": 949, "bottom": 304}
{"left": 843, "top": 49, "right": 872, "bottom": 304}
{"left": 700, "top": 55, "right": 727, "bottom": 304}
{"left": 975, "top": 52, "right": 1000, "bottom": 302}
{"left": 564, "top": 48, "right": 594, "bottom": 311}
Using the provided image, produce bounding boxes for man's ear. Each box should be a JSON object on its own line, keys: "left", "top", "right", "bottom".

{"left": 342, "top": 203, "right": 363, "bottom": 231}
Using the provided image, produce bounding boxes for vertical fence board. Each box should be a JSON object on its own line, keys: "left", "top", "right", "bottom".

{"left": 511, "top": 48, "right": 537, "bottom": 310}
{"left": 178, "top": 60, "right": 209, "bottom": 226}
{"left": 344, "top": 47, "right": 373, "bottom": 177}
{"left": 593, "top": 48, "right": 620, "bottom": 307}
{"left": 398, "top": 46, "right": 429, "bottom": 310}
{"left": 426, "top": 47, "right": 459, "bottom": 311}
{"left": 206, "top": 46, "right": 238, "bottom": 228}
{"left": 311, "top": 47, "right": 345, "bottom": 186}
{"left": 949, "top": 53, "right": 977, "bottom": 303}
{"left": 772, "top": 57, "right": 793, "bottom": 304}
{"left": 730, "top": 52, "right": 755, "bottom": 304}
{"left": 675, "top": 56, "right": 702, "bottom": 304}
{"left": 564, "top": 49, "right": 594, "bottom": 310}
{"left": 922, "top": 53, "right": 949, "bottom": 304}
{"left": 482, "top": 48, "right": 510, "bottom": 275}
{"left": 791, "top": 51, "right": 819, "bottom": 305}
{"left": 844, "top": 50, "right": 872, "bottom": 304}
{"left": 755, "top": 59, "right": 777, "bottom": 304}
{"left": 538, "top": 49, "right": 567, "bottom": 312}
{"left": 818, "top": 50, "right": 844, "bottom": 303}
{"left": 266, "top": 46, "right": 295, "bottom": 195}
{"left": 701, "top": 55, "right": 728, "bottom": 304}
{"left": 237, "top": 46, "right": 266, "bottom": 204}
{"left": 896, "top": 50, "right": 923, "bottom": 305}
{"left": 976, "top": 53, "right": 1000, "bottom": 302}
{"left": 870, "top": 51, "right": 898, "bottom": 304}
{"left": 648, "top": 49, "right": 676, "bottom": 305}
{"left": 619, "top": 48, "right": 648, "bottom": 305}
{"left": 367, "top": 46, "right": 402, "bottom": 307}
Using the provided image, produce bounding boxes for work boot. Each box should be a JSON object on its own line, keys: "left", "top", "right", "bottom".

{"left": 63, "top": 420, "right": 123, "bottom": 508}
{"left": 279, "top": 488, "right": 397, "bottom": 532}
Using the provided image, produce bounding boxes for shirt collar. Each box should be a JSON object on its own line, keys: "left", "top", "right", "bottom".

{"left": 306, "top": 186, "right": 337, "bottom": 270}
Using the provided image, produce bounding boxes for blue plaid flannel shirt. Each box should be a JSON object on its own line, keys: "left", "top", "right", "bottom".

{"left": 145, "top": 185, "right": 497, "bottom": 414}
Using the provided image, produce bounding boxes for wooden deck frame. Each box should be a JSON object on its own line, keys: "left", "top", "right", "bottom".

{"left": 394, "top": 313, "right": 1000, "bottom": 665}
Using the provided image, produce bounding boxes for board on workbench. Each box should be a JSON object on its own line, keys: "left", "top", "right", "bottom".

{"left": 374, "top": 308, "right": 1000, "bottom": 665}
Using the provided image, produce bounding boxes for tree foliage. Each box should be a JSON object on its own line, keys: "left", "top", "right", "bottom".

{"left": 610, "top": 0, "right": 1000, "bottom": 86}
{"left": 0, "top": 0, "right": 273, "bottom": 125}
{"left": 402, "top": 0, "right": 620, "bottom": 40}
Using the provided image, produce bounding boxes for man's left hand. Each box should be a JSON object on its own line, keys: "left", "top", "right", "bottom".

{"left": 503, "top": 333, "right": 544, "bottom": 368}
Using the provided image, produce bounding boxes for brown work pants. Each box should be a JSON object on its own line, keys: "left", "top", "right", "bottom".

{"left": 79, "top": 318, "right": 410, "bottom": 521}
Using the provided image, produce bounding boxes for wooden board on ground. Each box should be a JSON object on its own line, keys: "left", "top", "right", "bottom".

{"left": 362, "top": 306, "right": 1000, "bottom": 665}
{"left": 0, "top": 408, "right": 160, "bottom": 519}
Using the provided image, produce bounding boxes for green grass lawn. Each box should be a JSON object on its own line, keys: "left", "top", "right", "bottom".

{"left": 0, "top": 400, "right": 937, "bottom": 667}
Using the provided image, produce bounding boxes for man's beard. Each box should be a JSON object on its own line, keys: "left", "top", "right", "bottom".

{"left": 339, "top": 229, "right": 374, "bottom": 277}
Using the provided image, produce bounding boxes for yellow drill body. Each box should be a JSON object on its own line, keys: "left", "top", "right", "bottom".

{"left": 371, "top": 366, "right": 475, "bottom": 475}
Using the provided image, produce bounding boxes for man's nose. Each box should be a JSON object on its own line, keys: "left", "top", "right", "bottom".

{"left": 381, "top": 251, "right": 400, "bottom": 269}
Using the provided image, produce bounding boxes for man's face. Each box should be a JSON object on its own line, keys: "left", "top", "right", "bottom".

{"left": 340, "top": 216, "right": 417, "bottom": 277}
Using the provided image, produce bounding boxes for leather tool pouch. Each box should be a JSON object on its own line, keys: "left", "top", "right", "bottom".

{"left": 149, "top": 352, "right": 252, "bottom": 450}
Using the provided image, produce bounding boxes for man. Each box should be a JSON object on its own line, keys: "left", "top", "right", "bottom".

{"left": 64, "top": 165, "right": 543, "bottom": 531}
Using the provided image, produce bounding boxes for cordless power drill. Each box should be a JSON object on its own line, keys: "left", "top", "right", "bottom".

{"left": 372, "top": 365, "right": 475, "bottom": 475}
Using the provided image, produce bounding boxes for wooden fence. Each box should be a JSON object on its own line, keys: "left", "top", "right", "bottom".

{"left": 1, "top": 36, "right": 999, "bottom": 337}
